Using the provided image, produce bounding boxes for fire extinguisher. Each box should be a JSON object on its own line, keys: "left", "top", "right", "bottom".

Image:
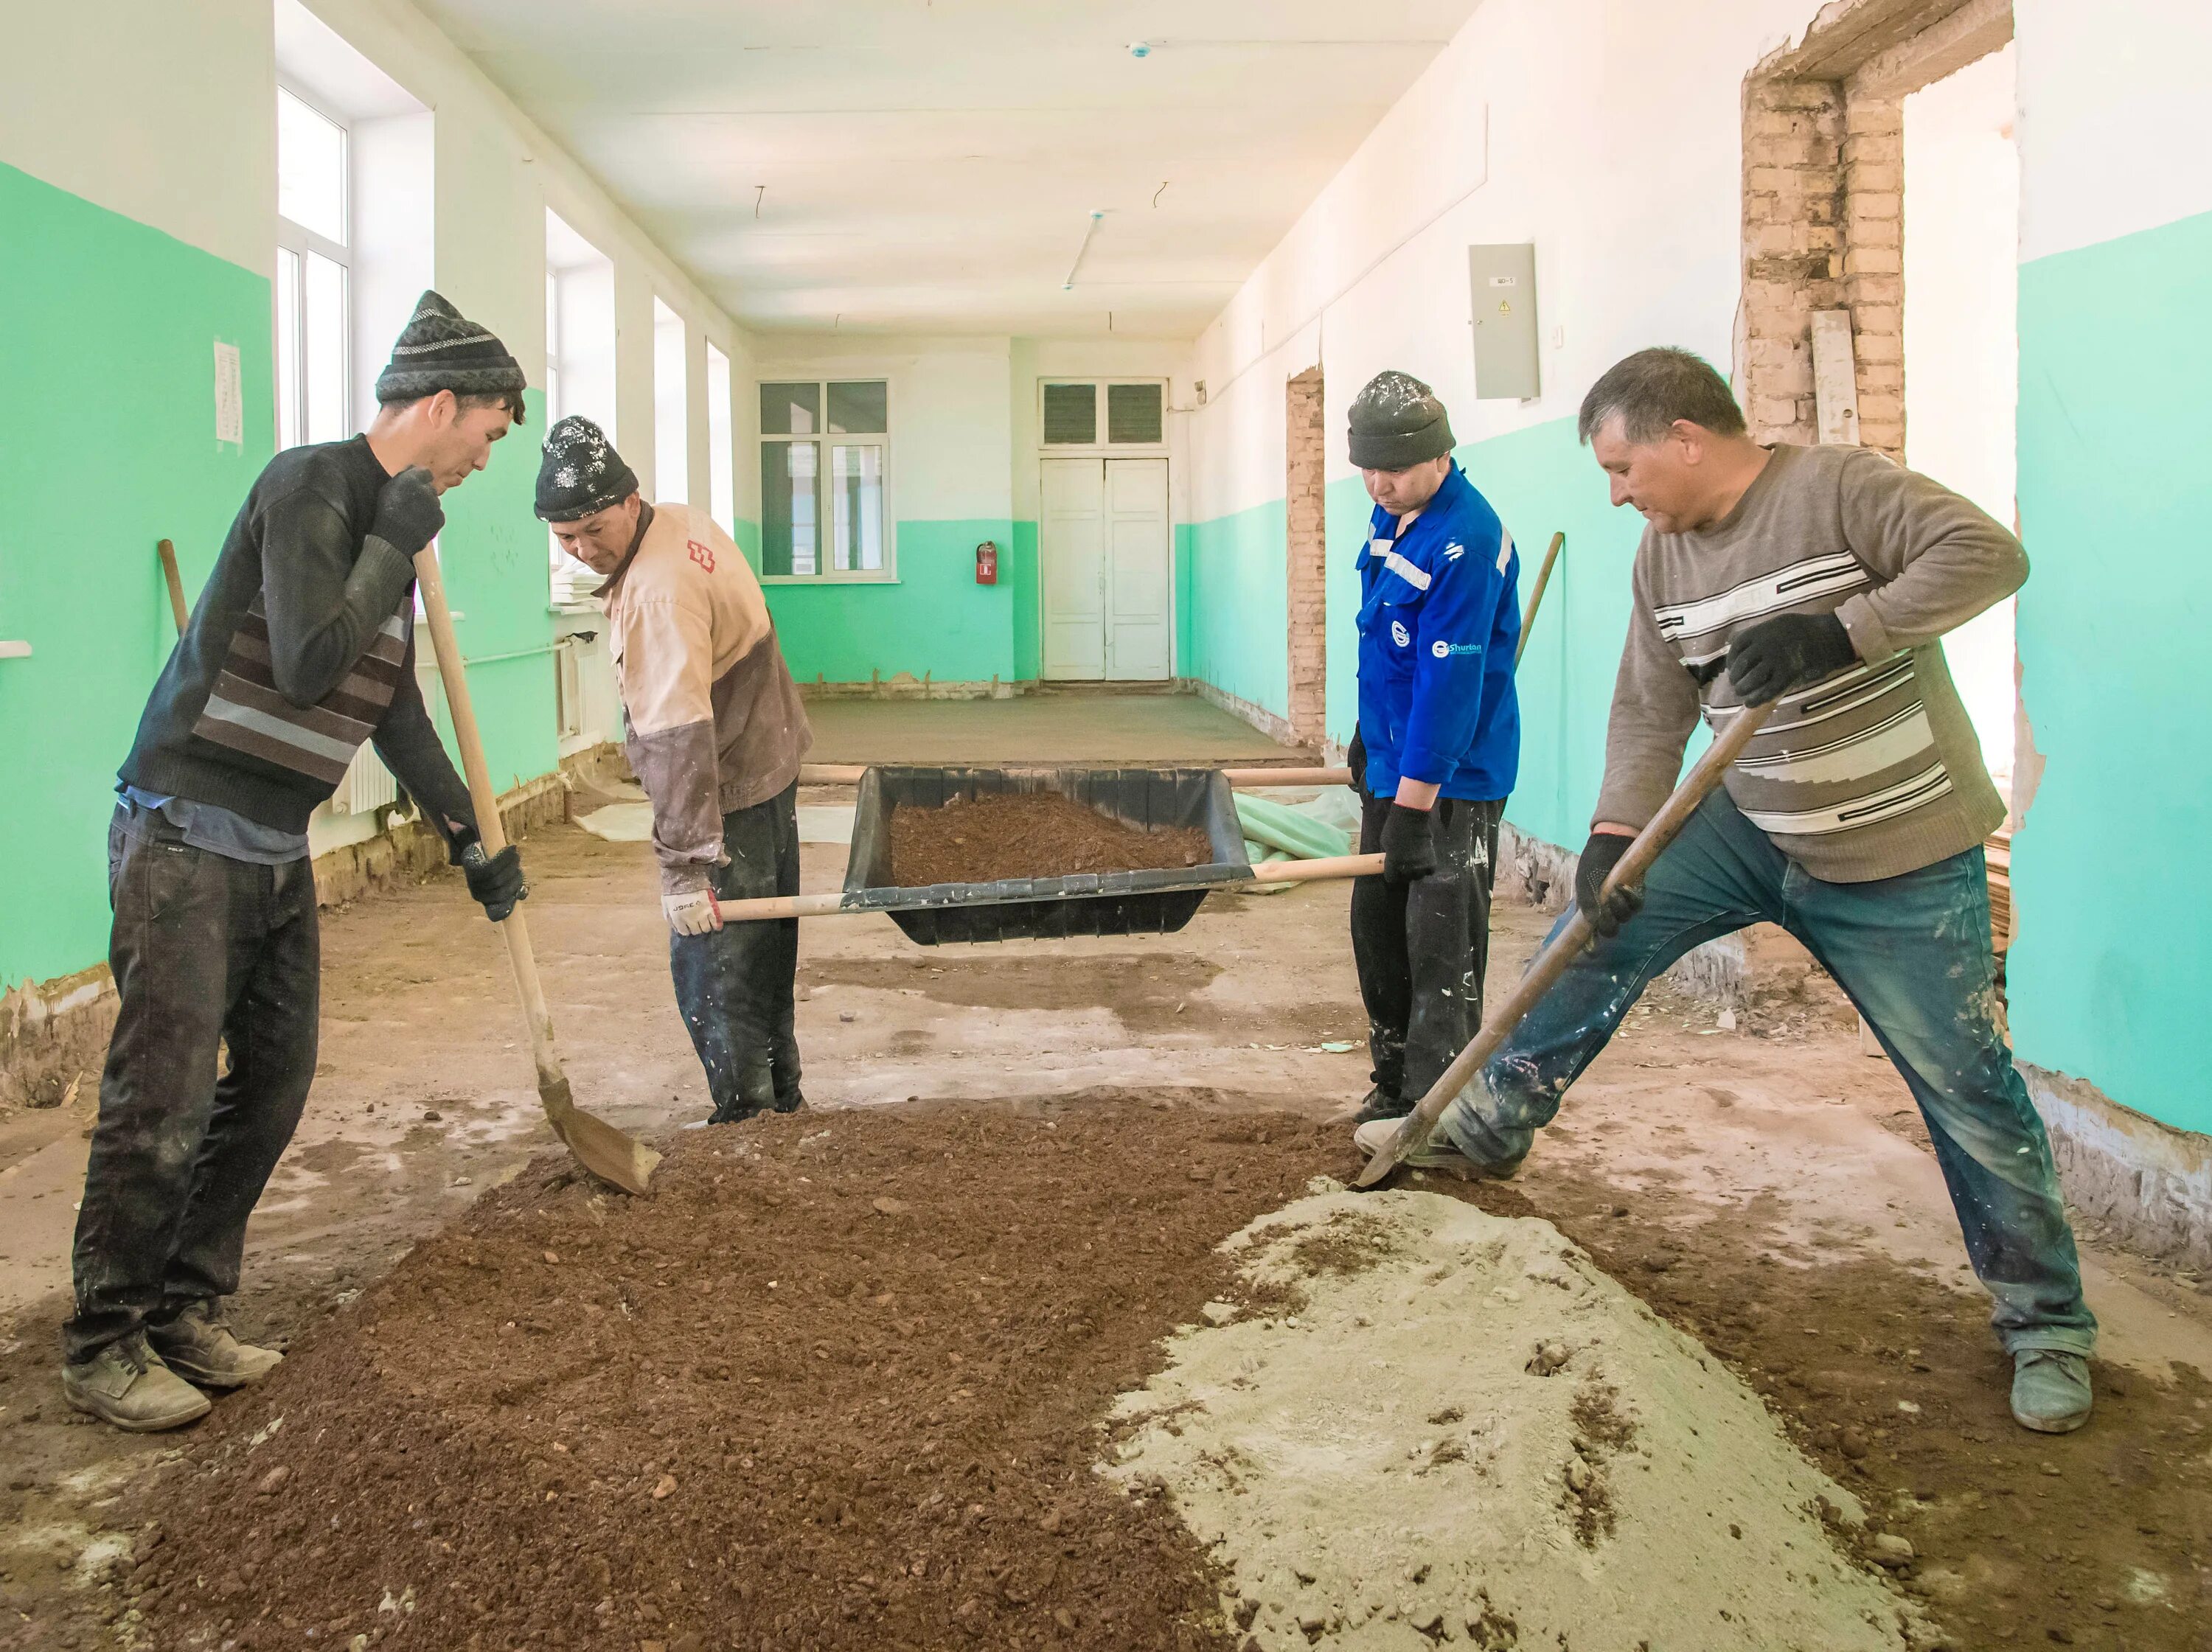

{"left": 975, "top": 539, "right": 998, "bottom": 585}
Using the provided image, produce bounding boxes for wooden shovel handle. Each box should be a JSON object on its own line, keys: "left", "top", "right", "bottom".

{"left": 1513, "top": 532, "right": 1564, "bottom": 670}
{"left": 411, "top": 549, "right": 564, "bottom": 1101}
{"left": 1354, "top": 700, "right": 1777, "bottom": 1188}
{"left": 157, "top": 540, "right": 190, "bottom": 635}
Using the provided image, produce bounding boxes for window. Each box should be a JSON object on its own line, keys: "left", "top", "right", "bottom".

{"left": 706, "top": 342, "right": 734, "bottom": 534}
{"left": 546, "top": 209, "right": 617, "bottom": 599}
{"left": 1039, "top": 379, "right": 1166, "bottom": 447}
{"left": 654, "top": 298, "right": 688, "bottom": 503}
{"left": 759, "top": 379, "right": 889, "bottom": 579}
{"left": 275, "top": 87, "right": 352, "bottom": 450}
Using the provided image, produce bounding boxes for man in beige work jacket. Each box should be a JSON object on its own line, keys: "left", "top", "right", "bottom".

{"left": 538, "top": 417, "right": 812, "bottom": 1122}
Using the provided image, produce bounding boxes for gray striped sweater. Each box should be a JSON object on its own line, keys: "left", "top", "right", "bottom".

{"left": 1595, "top": 442, "right": 2017, "bottom": 883}
{"left": 119, "top": 436, "right": 476, "bottom": 842}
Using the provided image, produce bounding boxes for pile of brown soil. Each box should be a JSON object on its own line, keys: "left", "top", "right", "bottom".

{"left": 890, "top": 793, "right": 1211, "bottom": 885}
{"left": 125, "top": 1097, "right": 1342, "bottom": 1651}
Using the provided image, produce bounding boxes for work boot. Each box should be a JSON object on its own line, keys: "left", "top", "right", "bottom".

{"left": 62, "top": 1334, "right": 211, "bottom": 1433}
{"left": 2011, "top": 1349, "right": 2093, "bottom": 1434}
{"left": 1353, "top": 1117, "right": 1518, "bottom": 1181}
{"left": 772, "top": 1090, "right": 807, "bottom": 1115}
{"left": 1348, "top": 1085, "right": 1412, "bottom": 1124}
{"left": 147, "top": 1300, "right": 284, "bottom": 1390}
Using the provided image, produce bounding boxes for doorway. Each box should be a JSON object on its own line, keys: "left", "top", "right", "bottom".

{"left": 1903, "top": 42, "right": 2019, "bottom": 789}
{"left": 1040, "top": 457, "right": 1171, "bottom": 680}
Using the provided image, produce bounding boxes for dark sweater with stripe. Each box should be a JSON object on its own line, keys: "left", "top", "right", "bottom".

{"left": 119, "top": 436, "right": 476, "bottom": 842}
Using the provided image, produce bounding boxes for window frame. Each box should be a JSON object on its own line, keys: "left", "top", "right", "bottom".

{"left": 1036, "top": 377, "right": 1170, "bottom": 454}
{"left": 274, "top": 80, "right": 353, "bottom": 453}
{"left": 757, "top": 377, "right": 897, "bottom": 585}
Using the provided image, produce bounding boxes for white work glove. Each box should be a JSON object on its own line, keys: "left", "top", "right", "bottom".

{"left": 662, "top": 888, "right": 723, "bottom": 935}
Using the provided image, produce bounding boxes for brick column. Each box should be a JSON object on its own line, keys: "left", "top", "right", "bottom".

{"left": 1284, "top": 367, "right": 1327, "bottom": 750}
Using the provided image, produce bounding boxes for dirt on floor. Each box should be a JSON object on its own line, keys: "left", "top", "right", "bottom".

{"left": 4, "top": 817, "right": 2210, "bottom": 1652}
{"left": 124, "top": 1098, "right": 1340, "bottom": 1652}
{"left": 889, "top": 793, "right": 1211, "bottom": 885}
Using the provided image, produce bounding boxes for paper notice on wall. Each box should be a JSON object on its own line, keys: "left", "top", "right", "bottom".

{"left": 213, "top": 340, "right": 243, "bottom": 447}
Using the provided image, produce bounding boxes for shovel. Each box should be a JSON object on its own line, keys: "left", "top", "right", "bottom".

{"left": 1354, "top": 697, "right": 1777, "bottom": 1189}
{"left": 1514, "top": 532, "right": 1564, "bottom": 670}
{"left": 413, "top": 548, "right": 661, "bottom": 1196}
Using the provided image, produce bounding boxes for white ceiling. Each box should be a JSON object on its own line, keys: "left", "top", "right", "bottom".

{"left": 411, "top": 0, "right": 1484, "bottom": 337}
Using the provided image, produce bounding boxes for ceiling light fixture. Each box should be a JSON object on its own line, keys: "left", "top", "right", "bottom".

{"left": 1127, "top": 41, "right": 1152, "bottom": 57}
{"left": 1062, "top": 209, "right": 1105, "bottom": 292}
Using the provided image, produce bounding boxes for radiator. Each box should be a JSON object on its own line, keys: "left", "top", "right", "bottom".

{"left": 330, "top": 743, "right": 400, "bottom": 815}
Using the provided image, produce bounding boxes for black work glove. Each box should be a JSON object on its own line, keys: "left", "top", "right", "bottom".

{"left": 1378, "top": 803, "right": 1438, "bottom": 885}
{"left": 1725, "top": 611, "right": 1857, "bottom": 705}
{"left": 1347, "top": 729, "right": 1368, "bottom": 795}
{"left": 1575, "top": 830, "right": 1642, "bottom": 938}
{"left": 371, "top": 466, "right": 446, "bottom": 559}
{"left": 459, "top": 840, "right": 527, "bottom": 922}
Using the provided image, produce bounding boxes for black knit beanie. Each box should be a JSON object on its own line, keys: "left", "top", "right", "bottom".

{"left": 1346, "top": 370, "right": 1455, "bottom": 470}
{"left": 375, "top": 290, "right": 527, "bottom": 406}
{"left": 535, "top": 417, "right": 640, "bottom": 522}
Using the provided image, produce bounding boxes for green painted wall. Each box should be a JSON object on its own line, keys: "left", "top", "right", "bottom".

{"left": 1448, "top": 419, "right": 1646, "bottom": 851}
{"left": 2008, "top": 206, "right": 2212, "bottom": 1137}
{"left": 436, "top": 386, "right": 556, "bottom": 795}
{"left": 0, "top": 164, "right": 275, "bottom": 991}
{"left": 762, "top": 519, "right": 1019, "bottom": 685}
{"left": 1176, "top": 420, "right": 1638, "bottom": 851}
{"left": 1009, "top": 520, "right": 1040, "bottom": 682}
{"left": 1175, "top": 498, "right": 1290, "bottom": 717}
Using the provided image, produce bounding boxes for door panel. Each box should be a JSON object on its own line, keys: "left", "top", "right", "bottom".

{"left": 1105, "top": 458, "right": 1171, "bottom": 680}
{"left": 1040, "top": 458, "right": 1106, "bottom": 680}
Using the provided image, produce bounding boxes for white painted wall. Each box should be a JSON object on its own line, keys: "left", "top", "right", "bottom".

{"left": 2015, "top": 0, "right": 2212, "bottom": 262}
{"left": 1186, "top": 0, "right": 1832, "bottom": 521}
{"left": 1905, "top": 43, "right": 2019, "bottom": 782}
{"left": 0, "top": 0, "right": 274, "bottom": 275}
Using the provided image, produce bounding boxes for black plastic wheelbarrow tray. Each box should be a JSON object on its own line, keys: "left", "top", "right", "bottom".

{"left": 708, "top": 767, "right": 1381, "bottom": 943}
{"left": 841, "top": 766, "right": 1251, "bottom": 945}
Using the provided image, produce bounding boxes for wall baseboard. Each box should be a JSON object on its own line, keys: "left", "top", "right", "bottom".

{"left": 2021, "top": 1064, "right": 2212, "bottom": 1267}
{"left": 1184, "top": 678, "right": 1298, "bottom": 747}
{"left": 799, "top": 674, "right": 1028, "bottom": 701}
{"left": 0, "top": 756, "right": 601, "bottom": 1115}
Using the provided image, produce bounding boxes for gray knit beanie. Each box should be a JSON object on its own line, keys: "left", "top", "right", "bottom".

{"left": 1346, "top": 370, "right": 1455, "bottom": 470}
{"left": 375, "top": 290, "right": 527, "bottom": 407}
{"left": 535, "top": 417, "right": 640, "bottom": 523}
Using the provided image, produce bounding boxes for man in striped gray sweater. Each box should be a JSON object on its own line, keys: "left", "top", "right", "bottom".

{"left": 1360, "top": 348, "right": 2096, "bottom": 1434}
{"left": 63, "top": 293, "right": 529, "bottom": 1432}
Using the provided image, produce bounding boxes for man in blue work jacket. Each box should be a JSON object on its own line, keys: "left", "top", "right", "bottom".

{"left": 1344, "top": 371, "right": 1521, "bottom": 1124}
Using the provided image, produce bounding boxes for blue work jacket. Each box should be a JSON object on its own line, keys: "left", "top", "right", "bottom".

{"left": 1354, "top": 461, "right": 1521, "bottom": 801}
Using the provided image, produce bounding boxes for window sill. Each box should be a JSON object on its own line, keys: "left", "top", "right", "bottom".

{"left": 759, "top": 574, "right": 900, "bottom": 587}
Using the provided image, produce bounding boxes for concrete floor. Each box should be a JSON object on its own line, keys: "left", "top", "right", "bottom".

{"left": 801, "top": 690, "right": 1306, "bottom": 766}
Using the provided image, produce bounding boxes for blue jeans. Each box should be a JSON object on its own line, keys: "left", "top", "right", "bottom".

{"left": 1440, "top": 790, "right": 2095, "bottom": 1356}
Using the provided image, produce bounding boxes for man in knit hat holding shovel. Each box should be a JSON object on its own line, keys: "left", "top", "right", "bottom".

{"left": 535, "top": 417, "right": 812, "bottom": 1128}
{"left": 1341, "top": 371, "right": 1523, "bottom": 1129}
{"left": 63, "top": 292, "right": 531, "bottom": 1431}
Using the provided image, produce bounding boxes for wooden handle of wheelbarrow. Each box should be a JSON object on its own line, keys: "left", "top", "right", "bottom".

{"left": 796, "top": 761, "right": 1354, "bottom": 790}
{"left": 157, "top": 539, "right": 190, "bottom": 635}
{"left": 1354, "top": 699, "right": 1776, "bottom": 1189}
{"left": 414, "top": 546, "right": 658, "bottom": 1195}
{"left": 1513, "top": 532, "right": 1563, "bottom": 671}
{"left": 709, "top": 852, "right": 1391, "bottom": 924}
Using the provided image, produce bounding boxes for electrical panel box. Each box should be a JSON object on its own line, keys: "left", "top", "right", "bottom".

{"left": 1468, "top": 243, "right": 1540, "bottom": 400}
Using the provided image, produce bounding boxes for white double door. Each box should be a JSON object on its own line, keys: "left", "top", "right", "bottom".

{"left": 1040, "top": 456, "right": 1171, "bottom": 681}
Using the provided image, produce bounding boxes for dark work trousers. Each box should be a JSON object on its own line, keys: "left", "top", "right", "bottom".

{"left": 65, "top": 809, "right": 320, "bottom": 1364}
{"left": 1351, "top": 791, "right": 1503, "bottom": 1108}
{"left": 669, "top": 781, "right": 803, "bottom": 1121}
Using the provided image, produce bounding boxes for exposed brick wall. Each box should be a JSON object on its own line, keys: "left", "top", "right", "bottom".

{"left": 1738, "top": 0, "right": 1996, "bottom": 464}
{"left": 1284, "top": 366, "right": 1328, "bottom": 748}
